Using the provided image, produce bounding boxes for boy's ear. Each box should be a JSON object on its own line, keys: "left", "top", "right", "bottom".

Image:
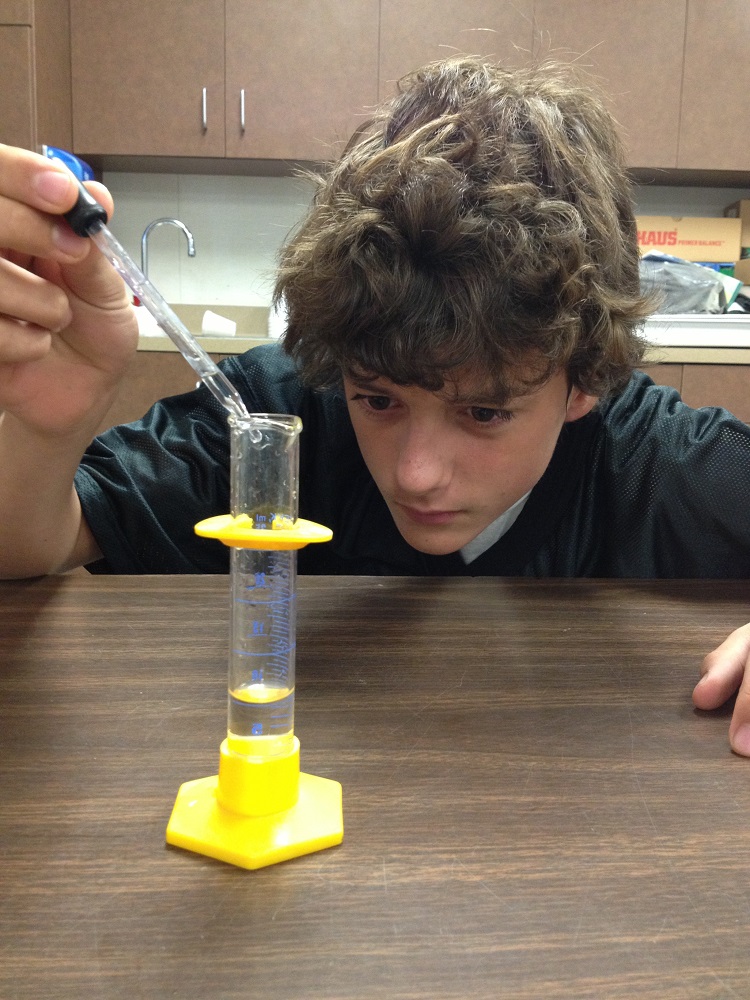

{"left": 564, "top": 387, "right": 599, "bottom": 423}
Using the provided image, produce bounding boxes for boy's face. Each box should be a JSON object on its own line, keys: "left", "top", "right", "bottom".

{"left": 343, "top": 366, "right": 597, "bottom": 555}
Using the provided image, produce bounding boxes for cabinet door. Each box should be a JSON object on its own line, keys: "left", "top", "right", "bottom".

{"left": 640, "top": 364, "right": 683, "bottom": 395}
{"left": 533, "top": 0, "right": 686, "bottom": 170}
{"left": 0, "top": 24, "right": 34, "bottom": 149}
{"left": 379, "top": 0, "right": 534, "bottom": 101}
{"left": 33, "top": 0, "right": 73, "bottom": 150}
{"left": 225, "top": 0, "right": 379, "bottom": 160}
{"left": 681, "top": 365, "right": 750, "bottom": 422}
{"left": 96, "top": 352, "right": 233, "bottom": 433}
{"left": 70, "top": 0, "right": 225, "bottom": 156}
{"left": 679, "top": 0, "right": 750, "bottom": 170}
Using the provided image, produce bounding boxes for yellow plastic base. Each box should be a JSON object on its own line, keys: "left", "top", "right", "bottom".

{"left": 166, "top": 738, "right": 343, "bottom": 870}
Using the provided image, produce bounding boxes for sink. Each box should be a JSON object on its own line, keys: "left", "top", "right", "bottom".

{"left": 134, "top": 302, "right": 271, "bottom": 341}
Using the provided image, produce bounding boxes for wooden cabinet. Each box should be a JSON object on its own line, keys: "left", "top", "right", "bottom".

{"left": 96, "top": 350, "right": 233, "bottom": 433}
{"left": 380, "top": 1, "right": 688, "bottom": 168}
{"left": 678, "top": 0, "right": 750, "bottom": 170}
{"left": 642, "top": 363, "right": 750, "bottom": 422}
{"left": 0, "top": 19, "right": 34, "bottom": 149}
{"left": 532, "top": 1, "right": 686, "bottom": 170}
{"left": 104, "top": 357, "right": 750, "bottom": 436}
{"left": 63, "top": 0, "right": 750, "bottom": 172}
{"left": 70, "top": 0, "right": 225, "bottom": 157}
{"left": 640, "top": 364, "right": 683, "bottom": 395}
{"left": 379, "top": 0, "right": 533, "bottom": 101}
{"left": 681, "top": 365, "right": 750, "bottom": 421}
{"left": 225, "top": 0, "right": 378, "bottom": 160}
{"left": 71, "top": 0, "right": 378, "bottom": 161}
{"left": 0, "top": 0, "right": 72, "bottom": 151}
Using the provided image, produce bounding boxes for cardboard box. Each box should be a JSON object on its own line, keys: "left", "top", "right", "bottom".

{"left": 732, "top": 257, "right": 750, "bottom": 285}
{"left": 724, "top": 199, "right": 750, "bottom": 247}
{"left": 636, "top": 215, "right": 741, "bottom": 263}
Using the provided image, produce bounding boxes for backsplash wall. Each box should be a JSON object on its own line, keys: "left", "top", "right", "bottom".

{"left": 103, "top": 172, "right": 750, "bottom": 308}
{"left": 103, "top": 172, "right": 315, "bottom": 308}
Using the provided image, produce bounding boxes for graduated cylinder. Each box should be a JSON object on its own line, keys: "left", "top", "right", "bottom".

{"left": 227, "top": 413, "right": 301, "bottom": 758}
{"left": 168, "top": 412, "right": 341, "bottom": 868}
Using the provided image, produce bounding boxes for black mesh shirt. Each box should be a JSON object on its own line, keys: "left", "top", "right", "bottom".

{"left": 74, "top": 342, "right": 750, "bottom": 578}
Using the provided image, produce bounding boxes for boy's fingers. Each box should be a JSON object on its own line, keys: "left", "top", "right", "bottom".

{"left": 693, "top": 623, "right": 750, "bottom": 757}
{"left": 0, "top": 257, "right": 73, "bottom": 333}
{"left": 1, "top": 144, "right": 74, "bottom": 210}
{"left": 693, "top": 625, "right": 750, "bottom": 708}
{"left": 0, "top": 145, "right": 114, "bottom": 262}
{"left": 729, "top": 671, "right": 750, "bottom": 757}
{"left": 0, "top": 193, "right": 88, "bottom": 262}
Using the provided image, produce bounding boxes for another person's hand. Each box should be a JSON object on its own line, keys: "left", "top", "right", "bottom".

{"left": 0, "top": 144, "right": 137, "bottom": 435}
{"left": 693, "top": 623, "right": 750, "bottom": 756}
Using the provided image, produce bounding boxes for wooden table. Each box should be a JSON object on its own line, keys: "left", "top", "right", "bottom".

{"left": 1, "top": 575, "right": 749, "bottom": 999}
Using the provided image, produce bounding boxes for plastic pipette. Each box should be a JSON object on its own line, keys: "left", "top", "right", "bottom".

{"left": 64, "top": 179, "right": 250, "bottom": 422}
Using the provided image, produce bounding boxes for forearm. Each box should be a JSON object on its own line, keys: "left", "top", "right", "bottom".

{"left": 0, "top": 412, "right": 102, "bottom": 577}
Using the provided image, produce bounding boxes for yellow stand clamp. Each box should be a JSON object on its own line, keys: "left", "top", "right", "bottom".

{"left": 166, "top": 515, "right": 342, "bottom": 870}
{"left": 194, "top": 512, "right": 333, "bottom": 549}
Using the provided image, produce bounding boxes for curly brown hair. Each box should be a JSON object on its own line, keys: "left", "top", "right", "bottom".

{"left": 276, "top": 56, "right": 652, "bottom": 400}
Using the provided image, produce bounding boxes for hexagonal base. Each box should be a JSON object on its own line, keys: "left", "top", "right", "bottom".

{"left": 166, "top": 770, "right": 343, "bottom": 870}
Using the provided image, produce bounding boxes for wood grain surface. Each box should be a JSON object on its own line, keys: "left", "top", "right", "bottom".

{"left": 1, "top": 575, "right": 749, "bottom": 1000}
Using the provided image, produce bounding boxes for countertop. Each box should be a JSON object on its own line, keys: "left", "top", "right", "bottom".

{"left": 138, "top": 312, "right": 750, "bottom": 364}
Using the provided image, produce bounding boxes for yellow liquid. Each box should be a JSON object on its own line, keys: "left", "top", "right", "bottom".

{"left": 227, "top": 684, "right": 294, "bottom": 757}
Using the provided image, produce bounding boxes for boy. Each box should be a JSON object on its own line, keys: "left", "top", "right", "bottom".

{"left": 0, "top": 57, "right": 748, "bottom": 751}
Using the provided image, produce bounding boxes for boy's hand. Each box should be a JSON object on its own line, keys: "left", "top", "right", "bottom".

{"left": 693, "top": 623, "right": 750, "bottom": 756}
{"left": 0, "top": 143, "right": 137, "bottom": 435}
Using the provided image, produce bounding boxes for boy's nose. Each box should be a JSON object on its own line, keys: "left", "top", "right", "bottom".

{"left": 394, "top": 427, "right": 452, "bottom": 496}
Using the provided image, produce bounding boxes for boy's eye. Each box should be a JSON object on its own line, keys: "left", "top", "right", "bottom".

{"left": 469, "top": 406, "right": 513, "bottom": 424}
{"left": 352, "top": 393, "right": 392, "bottom": 411}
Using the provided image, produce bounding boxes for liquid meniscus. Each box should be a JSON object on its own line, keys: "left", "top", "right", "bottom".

{"left": 227, "top": 684, "right": 294, "bottom": 757}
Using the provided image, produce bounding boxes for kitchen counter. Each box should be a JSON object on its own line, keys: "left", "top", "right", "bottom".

{"left": 644, "top": 313, "right": 750, "bottom": 363}
{"left": 136, "top": 302, "right": 269, "bottom": 355}
{"left": 137, "top": 333, "right": 267, "bottom": 354}
{"left": 136, "top": 312, "right": 750, "bottom": 365}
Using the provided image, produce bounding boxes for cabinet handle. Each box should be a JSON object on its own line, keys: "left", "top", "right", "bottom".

{"left": 240, "top": 89, "right": 246, "bottom": 134}
{"left": 202, "top": 87, "right": 208, "bottom": 132}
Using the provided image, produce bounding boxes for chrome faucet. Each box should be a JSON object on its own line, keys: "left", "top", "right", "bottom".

{"left": 140, "top": 218, "right": 196, "bottom": 278}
